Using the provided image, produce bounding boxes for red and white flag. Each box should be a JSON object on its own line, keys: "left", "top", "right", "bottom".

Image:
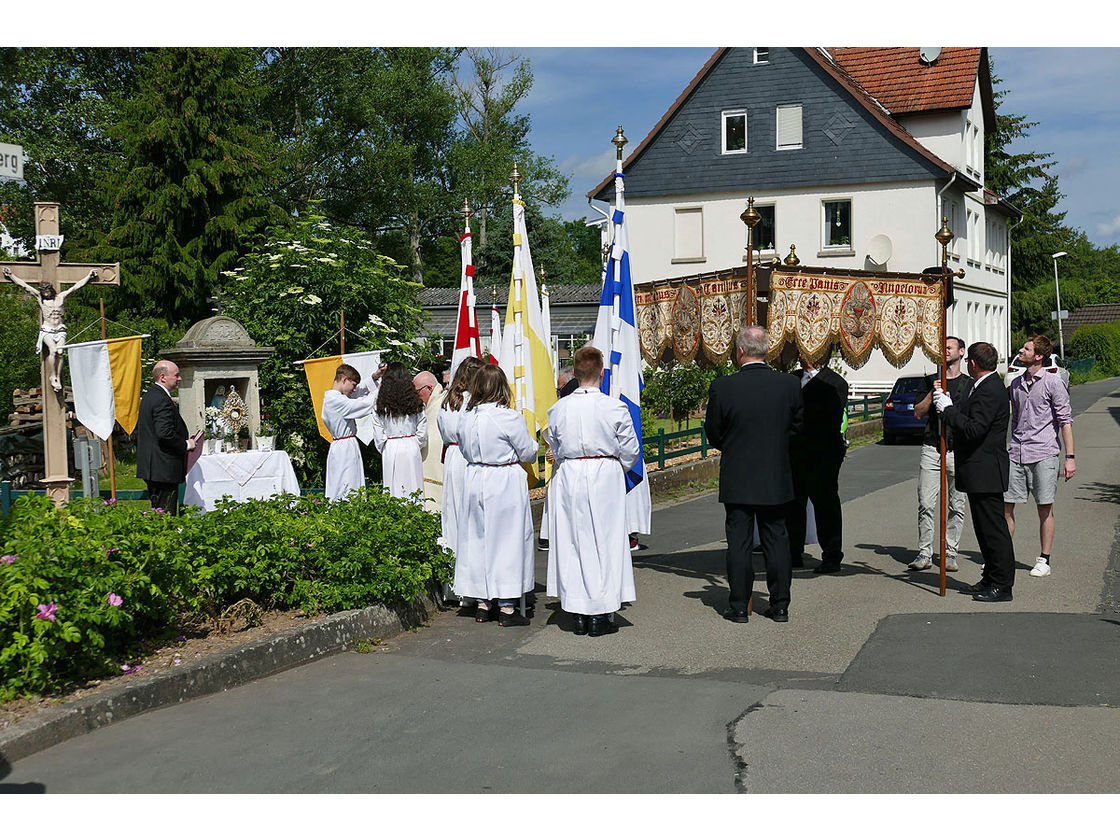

{"left": 450, "top": 229, "right": 482, "bottom": 379}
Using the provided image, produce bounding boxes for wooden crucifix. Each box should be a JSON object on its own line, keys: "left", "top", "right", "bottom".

{"left": 0, "top": 201, "right": 120, "bottom": 505}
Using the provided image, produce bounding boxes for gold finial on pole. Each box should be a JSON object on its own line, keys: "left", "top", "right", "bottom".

{"left": 510, "top": 162, "right": 522, "bottom": 195}
{"left": 935, "top": 215, "right": 953, "bottom": 247}
{"left": 740, "top": 196, "right": 762, "bottom": 326}
{"left": 461, "top": 198, "right": 472, "bottom": 232}
{"left": 739, "top": 196, "right": 761, "bottom": 229}
{"left": 784, "top": 244, "right": 800, "bottom": 266}
{"left": 612, "top": 125, "right": 628, "bottom": 160}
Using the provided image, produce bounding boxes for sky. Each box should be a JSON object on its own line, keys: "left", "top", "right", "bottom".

{"left": 517, "top": 46, "right": 1120, "bottom": 249}
{"left": 7, "top": 3, "right": 1117, "bottom": 250}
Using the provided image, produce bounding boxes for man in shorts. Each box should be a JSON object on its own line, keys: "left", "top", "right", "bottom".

{"left": 1004, "top": 335, "right": 1075, "bottom": 578}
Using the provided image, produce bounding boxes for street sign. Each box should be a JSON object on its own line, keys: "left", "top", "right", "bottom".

{"left": 1050, "top": 310, "right": 1069, "bottom": 320}
{"left": 0, "top": 142, "right": 24, "bottom": 180}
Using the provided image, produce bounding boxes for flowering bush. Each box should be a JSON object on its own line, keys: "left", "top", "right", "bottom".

{"left": 0, "top": 489, "right": 449, "bottom": 700}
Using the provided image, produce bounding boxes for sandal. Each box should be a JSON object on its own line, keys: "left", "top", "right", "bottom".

{"left": 475, "top": 605, "right": 491, "bottom": 623}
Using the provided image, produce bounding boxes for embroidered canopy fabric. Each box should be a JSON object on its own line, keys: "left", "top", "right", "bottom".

{"left": 634, "top": 265, "right": 945, "bottom": 369}
{"left": 766, "top": 269, "right": 943, "bottom": 368}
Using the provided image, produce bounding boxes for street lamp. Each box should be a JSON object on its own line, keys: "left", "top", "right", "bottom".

{"left": 1052, "top": 251, "right": 1068, "bottom": 360}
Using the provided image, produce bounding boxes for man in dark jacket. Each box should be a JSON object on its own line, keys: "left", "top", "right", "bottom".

{"left": 706, "top": 326, "right": 803, "bottom": 623}
{"left": 789, "top": 352, "right": 850, "bottom": 574}
{"left": 933, "top": 341, "right": 1015, "bottom": 602}
{"left": 136, "top": 360, "right": 195, "bottom": 514}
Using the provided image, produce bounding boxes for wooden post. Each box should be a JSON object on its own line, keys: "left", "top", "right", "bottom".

{"left": 99, "top": 298, "right": 117, "bottom": 499}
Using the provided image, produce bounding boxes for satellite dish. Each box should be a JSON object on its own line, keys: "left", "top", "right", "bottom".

{"left": 919, "top": 47, "right": 942, "bottom": 65}
{"left": 868, "top": 234, "right": 893, "bottom": 265}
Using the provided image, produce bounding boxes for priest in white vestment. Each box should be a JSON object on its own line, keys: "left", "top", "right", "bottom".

{"left": 413, "top": 371, "right": 446, "bottom": 514}
{"left": 543, "top": 346, "right": 640, "bottom": 637}
{"left": 448, "top": 364, "right": 538, "bottom": 627}
{"left": 322, "top": 363, "right": 382, "bottom": 502}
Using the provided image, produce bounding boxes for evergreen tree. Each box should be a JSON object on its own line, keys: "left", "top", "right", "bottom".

{"left": 103, "top": 48, "right": 281, "bottom": 322}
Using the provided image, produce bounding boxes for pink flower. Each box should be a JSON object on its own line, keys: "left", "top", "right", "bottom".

{"left": 105, "top": 547, "right": 119, "bottom": 556}
{"left": 107, "top": 592, "right": 123, "bottom": 607}
{"left": 1, "top": 554, "right": 17, "bottom": 564}
{"left": 35, "top": 602, "right": 59, "bottom": 622}
{"left": 120, "top": 663, "right": 142, "bottom": 674}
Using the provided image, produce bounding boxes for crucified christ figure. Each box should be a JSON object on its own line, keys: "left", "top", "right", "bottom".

{"left": 3, "top": 266, "right": 97, "bottom": 392}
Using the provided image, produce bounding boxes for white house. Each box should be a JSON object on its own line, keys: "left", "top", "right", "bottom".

{"left": 589, "top": 47, "right": 1020, "bottom": 390}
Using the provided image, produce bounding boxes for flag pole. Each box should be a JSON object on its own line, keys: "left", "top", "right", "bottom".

{"left": 609, "top": 125, "right": 627, "bottom": 392}
{"left": 510, "top": 163, "right": 526, "bottom": 414}
{"left": 935, "top": 218, "right": 965, "bottom": 597}
{"left": 340, "top": 310, "right": 345, "bottom": 355}
{"left": 99, "top": 298, "right": 117, "bottom": 499}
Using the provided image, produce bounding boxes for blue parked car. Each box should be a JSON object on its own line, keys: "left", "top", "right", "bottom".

{"left": 882, "top": 375, "right": 930, "bottom": 444}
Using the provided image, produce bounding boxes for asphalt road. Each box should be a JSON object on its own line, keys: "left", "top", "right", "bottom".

{"left": 3, "top": 378, "right": 1118, "bottom": 795}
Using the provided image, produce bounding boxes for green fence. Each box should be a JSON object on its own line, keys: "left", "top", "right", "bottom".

{"left": 1066, "top": 357, "right": 1094, "bottom": 376}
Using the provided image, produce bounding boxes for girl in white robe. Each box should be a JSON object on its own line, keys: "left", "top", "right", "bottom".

{"left": 543, "top": 353, "right": 641, "bottom": 634}
{"left": 450, "top": 364, "right": 538, "bottom": 626}
{"left": 322, "top": 364, "right": 381, "bottom": 502}
{"left": 371, "top": 362, "right": 426, "bottom": 501}
{"left": 437, "top": 357, "right": 487, "bottom": 559}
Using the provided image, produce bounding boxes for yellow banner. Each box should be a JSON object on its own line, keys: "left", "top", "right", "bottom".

{"left": 106, "top": 336, "right": 143, "bottom": 435}
{"left": 303, "top": 355, "right": 343, "bottom": 443}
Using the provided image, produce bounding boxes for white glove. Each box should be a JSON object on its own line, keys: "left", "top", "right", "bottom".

{"left": 932, "top": 386, "right": 953, "bottom": 413}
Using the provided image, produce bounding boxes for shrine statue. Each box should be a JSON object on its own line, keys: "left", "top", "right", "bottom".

{"left": 3, "top": 266, "right": 97, "bottom": 392}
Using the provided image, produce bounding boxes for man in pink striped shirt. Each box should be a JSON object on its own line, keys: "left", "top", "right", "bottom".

{"left": 1004, "top": 335, "right": 1075, "bottom": 578}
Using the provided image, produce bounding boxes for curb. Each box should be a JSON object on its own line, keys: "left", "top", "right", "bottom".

{"left": 0, "top": 595, "right": 440, "bottom": 765}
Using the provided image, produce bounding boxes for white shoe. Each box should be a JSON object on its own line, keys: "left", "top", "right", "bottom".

{"left": 945, "top": 556, "right": 959, "bottom": 572}
{"left": 908, "top": 556, "right": 932, "bottom": 571}
{"left": 1030, "top": 557, "right": 1051, "bottom": 577}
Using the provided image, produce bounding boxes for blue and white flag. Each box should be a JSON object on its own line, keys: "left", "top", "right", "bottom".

{"left": 592, "top": 165, "right": 651, "bottom": 535}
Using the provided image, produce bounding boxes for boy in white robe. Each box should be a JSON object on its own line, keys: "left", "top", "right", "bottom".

{"left": 544, "top": 346, "right": 641, "bottom": 637}
{"left": 322, "top": 363, "right": 382, "bottom": 502}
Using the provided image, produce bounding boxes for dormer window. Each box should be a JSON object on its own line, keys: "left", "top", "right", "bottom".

{"left": 754, "top": 48, "right": 770, "bottom": 64}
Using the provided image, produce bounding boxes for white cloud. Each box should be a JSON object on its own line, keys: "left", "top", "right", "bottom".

{"left": 1096, "top": 216, "right": 1120, "bottom": 239}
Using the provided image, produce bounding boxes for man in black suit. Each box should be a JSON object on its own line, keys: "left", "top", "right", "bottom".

{"left": 933, "top": 341, "right": 1015, "bottom": 602}
{"left": 136, "top": 360, "right": 195, "bottom": 515}
{"left": 706, "top": 326, "right": 803, "bottom": 623}
{"left": 788, "top": 352, "right": 849, "bottom": 574}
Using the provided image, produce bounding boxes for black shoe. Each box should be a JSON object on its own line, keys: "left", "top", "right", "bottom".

{"left": 792, "top": 554, "right": 806, "bottom": 568}
{"left": 475, "top": 605, "right": 491, "bottom": 623}
{"left": 722, "top": 606, "right": 750, "bottom": 624}
{"left": 972, "top": 586, "right": 1012, "bottom": 603}
{"left": 572, "top": 613, "right": 589, "bottom": 635}
{"left": 959, "top": 581, "right": 987, "bottom": 594}
{"left": 497, "top": 609, "right": 531, "bottom": 627}
{"left": 588, "top": 614, "right": 618, "bottom": 636}
{"left": 537, "top": 538, "right": 549, "bottom": 550}
{"left": 814, "top": 563, "right": 842, "bottom": 575}
{"left": 763, "top": 607, "right": 789, "bottom": 623}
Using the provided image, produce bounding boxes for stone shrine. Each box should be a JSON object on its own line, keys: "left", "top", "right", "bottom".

{"left": 164, "top": 316, "right": 274, "bottom": 438}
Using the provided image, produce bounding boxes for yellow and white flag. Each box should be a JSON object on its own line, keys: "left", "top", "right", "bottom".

{"left": 302, "top": 350, "right": 382, "bottom": 444}
{"left": 500, "top": 198, "right": 556, "bottom": 483}
{"left": 65, "top": 336, "right": 143, "bottom": 440}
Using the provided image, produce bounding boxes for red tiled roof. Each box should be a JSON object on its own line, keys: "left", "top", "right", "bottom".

{"left": 829, "top": 48, "right": 982, "bottom": 115}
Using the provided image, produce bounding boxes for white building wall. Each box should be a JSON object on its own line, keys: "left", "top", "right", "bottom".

{"left": 900, "top": 111, "right": 965, "bottom": 170}
{"left": 624, "top": 177, "right": 1010, "bottom": 390}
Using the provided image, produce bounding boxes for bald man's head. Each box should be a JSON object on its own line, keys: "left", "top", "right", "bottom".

{"left": 413, "top": 371, "right": 439, "bottom": 405}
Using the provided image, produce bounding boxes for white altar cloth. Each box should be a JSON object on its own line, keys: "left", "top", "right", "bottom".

{"left": 184, "top": 450, "right": 301, "bottom": 512}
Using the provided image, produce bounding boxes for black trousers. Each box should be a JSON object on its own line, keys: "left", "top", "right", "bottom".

{"left": 968, "top": 491, "right": 1016, "bottom": 589}
{"left": 789, "top": 456, "right": 844, "bottom": 565}
{"left": 725, "top": 503, "right": 792, "bottom": 613}
{"left": 145, "top": 480, "right": 181, "bottom": 516}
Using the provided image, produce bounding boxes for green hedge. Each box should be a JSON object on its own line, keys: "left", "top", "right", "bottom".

{"left": 0, "top": 490, "right": 450, "bottom": 700}
{"left": 1068, "top": 321, "right": 1120, "bottom": 377}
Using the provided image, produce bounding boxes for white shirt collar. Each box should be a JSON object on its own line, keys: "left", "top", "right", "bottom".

{"left": 156, "top": 382, "right": 171, "bottom": 397}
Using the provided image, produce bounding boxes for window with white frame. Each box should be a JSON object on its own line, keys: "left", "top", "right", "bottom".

{"left": 776, "top": 104, "right": 803, "bottom": 150}
{"left": 744, "top": 204, "right": 777, "bottom": 256}
{"left": 948, "top": 200, "right": 962, "bottom": 256}
{"left": 722, "top": 109, "right": 747, "bottom": 154}
{"left": 673, "top": 207, "right": 705, "bottom": 262}
{"left": 822, "top": 199, "right": 852, "bottom": 249}
{"left": 754, "top": 48, "right": 770, "bottom": 64}
{"left": 966, "top": 208, "right": 980, "bottom": 263}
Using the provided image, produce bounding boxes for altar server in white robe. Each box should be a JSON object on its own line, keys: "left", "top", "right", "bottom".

{"left": 438, "top": 357, "right": 486, "bottom": 557}
{"left": 371, "top": 362, "right": 427, "bottom": 500}
{"left": 322, "top": 363, "right": 383, "bottom": 502}
{"left": 450, "top": 363, "right": 538, "bottom": 627}
{"left": 544, "top": 346, "right": 641, "bottom": 637}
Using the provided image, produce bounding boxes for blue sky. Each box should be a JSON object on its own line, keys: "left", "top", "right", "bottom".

{"left": 518, "top": 47, "right": 1120, "bottom": 249}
